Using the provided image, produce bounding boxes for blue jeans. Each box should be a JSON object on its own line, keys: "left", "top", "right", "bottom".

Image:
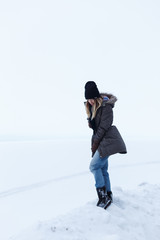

{"left": 89, "top": 150, "right": 111, "bottom": 191}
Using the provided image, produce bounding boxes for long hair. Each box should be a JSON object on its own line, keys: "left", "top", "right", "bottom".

{"left": 85, "top": 97, "right": 103, "bottom": 119}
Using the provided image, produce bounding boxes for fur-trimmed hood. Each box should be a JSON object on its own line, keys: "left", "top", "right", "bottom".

{"left": 101, "top": 93, "right": 117, "bottom": 108}
{"left": 84, "top": 93, "right": 117, "bottom": 108}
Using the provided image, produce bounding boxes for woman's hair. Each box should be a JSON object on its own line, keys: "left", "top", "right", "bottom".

{"left": 85, "top": 96, "right": 103, "bottom": 119}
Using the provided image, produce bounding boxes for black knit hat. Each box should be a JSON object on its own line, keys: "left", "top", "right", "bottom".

{"left": 84, "top": 81, "right": 100, "bottom": 99}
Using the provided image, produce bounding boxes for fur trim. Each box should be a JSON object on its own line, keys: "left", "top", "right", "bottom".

{"left": 100, "top": 93, "right": 117, "bottom": 106}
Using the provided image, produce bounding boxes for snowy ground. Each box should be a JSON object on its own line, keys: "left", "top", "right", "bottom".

{"left": 10, "top": 184, "right": 160, "bottom": 240}
{"left": 0, "top": 138, "right": 160, "bottom": 240}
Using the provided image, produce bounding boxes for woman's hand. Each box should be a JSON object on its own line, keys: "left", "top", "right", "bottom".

{"left": 91, "top": 140, "right": 99, "bottom": 157}
{"left": 88, "top": 120, "right": 92, "bottom": 128}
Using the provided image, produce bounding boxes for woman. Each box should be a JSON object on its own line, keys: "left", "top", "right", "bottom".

{"left": 84, "top": 81, "right": 127, "bottom": 209}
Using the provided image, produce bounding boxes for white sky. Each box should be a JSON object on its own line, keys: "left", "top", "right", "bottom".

{"left": 0, "top": 0, "right": 160, "bottom": 140}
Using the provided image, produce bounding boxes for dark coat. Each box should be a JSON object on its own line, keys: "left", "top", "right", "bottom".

{"left": 88, "top": 94, "right": 127, "bottom": 158}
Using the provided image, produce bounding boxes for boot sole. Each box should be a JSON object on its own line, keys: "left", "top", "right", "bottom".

{"left": 104, "top": 199, "right": 112, "bottom": 209}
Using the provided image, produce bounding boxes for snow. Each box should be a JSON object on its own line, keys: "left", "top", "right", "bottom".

{"left": 0, "top": 138, "right": 160, "bottom": 240}
{"left": 10, "top": 184, "right": 160, "bottom": 240}
{"left": 1, "top": 0, "right": 160, "bottom": 239}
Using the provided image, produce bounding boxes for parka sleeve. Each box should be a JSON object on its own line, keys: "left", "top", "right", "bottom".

{"left": 93, "top": 104, "right": 113, "bottom": 143}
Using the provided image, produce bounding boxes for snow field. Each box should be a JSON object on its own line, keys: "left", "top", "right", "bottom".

{"left": 0, "top": 139, "right": 160, "bottom": 240}
{"left": 10, "top": 184, "right": 160, "bottom": 240}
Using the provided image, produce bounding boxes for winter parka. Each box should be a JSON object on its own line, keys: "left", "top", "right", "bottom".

{"left": 86, "top": 93, "right": 127, "bottom": 158}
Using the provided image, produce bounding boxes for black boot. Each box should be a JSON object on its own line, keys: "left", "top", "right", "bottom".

{"left": 107, "top": 191, "right": 113, "bottom": 201}
{"left": 104, "top": 191, "right": 113, "bottom": 209}
{"left": 96, "top": 186, "right": 106, "bottom": 208}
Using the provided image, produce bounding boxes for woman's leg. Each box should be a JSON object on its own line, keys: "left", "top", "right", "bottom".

{"left": 89, "top": 151, "right": 112, "bottom": 208}
{"left": 89, "top": 150, "right": 105, "bottom": 188}
{"left": 101, "top": 157, "right": 111, "bottom": 192}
